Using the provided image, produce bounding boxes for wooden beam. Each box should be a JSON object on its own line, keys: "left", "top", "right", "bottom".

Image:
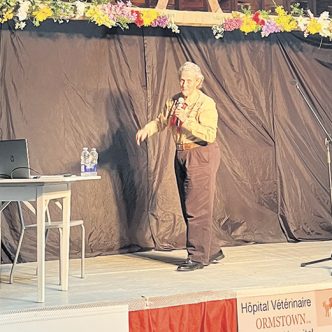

{"left": 156, "top": 0, "right": 223, "bottom": 12}
{"left": 154, "top": 8, "right": 228, "bottom": 26}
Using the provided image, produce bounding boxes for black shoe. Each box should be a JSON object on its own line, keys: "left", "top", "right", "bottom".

{"left": 177, "top": 259, "right": 204, "bottom": 272}
{"left": 210, "top": 250, "right": 225, "bottom": 264}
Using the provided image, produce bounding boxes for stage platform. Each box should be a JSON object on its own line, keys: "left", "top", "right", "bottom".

{"left": 1, "top": 241, "right": 332, "bottom": 331}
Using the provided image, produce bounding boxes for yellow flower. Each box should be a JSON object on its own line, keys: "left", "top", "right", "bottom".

{"left": 275, "top": 15, "right": 297, "bottom": 32}
{"left": 240, "top": 16, "right": 258, "bottom": 34}
{"left": 32, "top": 5, "right": 52, "bottom": 24}
{"left": 85, "top": 5, "right": 114, "bottom": 28}
{"left": 85, "top": 7, "right": 96, "bottom": 18}
{"left": 307, "top": 18, "right": 322, "bottom": 35}
{"left": 0, "top": 9, "right": 14, "bottom": 23}
{"left": 275, "top": 6, "right": 287, "bottom": 16}
{"left": 141, "top": 9, "right": 159, "bottom": 27}
{"left": 274, "top": 5, "right": 298, "bottom": 32}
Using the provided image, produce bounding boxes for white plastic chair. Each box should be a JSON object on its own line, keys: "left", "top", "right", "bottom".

{"left": 10, "top": 200, "right": 85, "bottom": 284}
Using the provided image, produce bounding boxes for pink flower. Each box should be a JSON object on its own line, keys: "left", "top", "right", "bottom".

{"left": 223, "top": 18, "right": 242, "bottom": 31}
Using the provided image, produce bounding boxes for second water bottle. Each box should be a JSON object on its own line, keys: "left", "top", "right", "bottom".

{"left": 81, "top": 147, "right": 91, "bottom": 176}
{"left": 90, "top": 148, "right": 99, "bottom": 176}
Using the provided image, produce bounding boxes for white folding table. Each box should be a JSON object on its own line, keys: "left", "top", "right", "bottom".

{"left": 0, "top": 175, "right": 100, "bottom": 302}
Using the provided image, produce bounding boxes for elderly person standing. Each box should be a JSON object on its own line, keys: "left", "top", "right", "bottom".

{"left": 136, "top": 61, "right": 223, "bottom": 271}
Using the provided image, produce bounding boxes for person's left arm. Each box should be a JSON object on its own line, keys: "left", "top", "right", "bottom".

{"left": 177, "top": 98, "right": 218, "bottom": 143}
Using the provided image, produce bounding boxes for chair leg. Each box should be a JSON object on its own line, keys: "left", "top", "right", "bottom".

{"left": 9, "top": 228, "right": 25, "bottom": 284}
{"left": 45, "top": 228, "right": 50, "bottom": 241}
{"left": 81, "top": 224, "right": 85, "bottom": 279}
{"left": 10, "top": 202, "right": 26, "bottom": 284}
{"left": 0, "top": 202, "right": 11, "bottom": 270}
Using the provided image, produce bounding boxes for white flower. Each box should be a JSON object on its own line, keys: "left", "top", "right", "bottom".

{"left": 75, "top": 1, "right": 86, "bottom": 18}
{"left": 212, "top": 25, "right": 224, "bottom": 39}
{"left": 169, "top": 23, "right": 180, "bottom": 34}
{"left": 17, "top": 0, "right": 31, "bottom": 21}
{"left": 319, "top": 11, "right": 330, "bottom": 21}
{"left": 296, "top": 16, "right": 308, "bottom": 32}
{"left": 316, "top": 11, "right": 331, "bottom": 38}
{"left": 307, "top": 9, "right": 314, "bottom": 18}
{"left": 167, "top": 19, "right": 180, "bottom": 34}
{"left": 15, "top": 21, "right": 26, "bottom": 30}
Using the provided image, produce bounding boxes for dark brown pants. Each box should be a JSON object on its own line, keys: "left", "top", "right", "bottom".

{"left": 174, "top": 142, "right": 221, "bottom": 265}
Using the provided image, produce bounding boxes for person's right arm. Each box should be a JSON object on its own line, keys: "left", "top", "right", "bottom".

{"left": 136, "top": 99, "right": 173, "bottom": 145}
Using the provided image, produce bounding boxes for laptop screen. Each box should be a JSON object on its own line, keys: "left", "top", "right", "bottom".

{"left": 0, "top": 139, "right": 31, "bottom": 179}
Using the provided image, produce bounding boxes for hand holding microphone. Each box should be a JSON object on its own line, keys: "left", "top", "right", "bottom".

{"left": 174, "top": 97, "right": 188, "bottom": 123}
{"left": 176, "top": 97, "right": 185, "bottom": 110}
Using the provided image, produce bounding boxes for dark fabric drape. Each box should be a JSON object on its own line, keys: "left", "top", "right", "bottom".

{"left": 1, "top": 21, "right": 332, "bottom": 264}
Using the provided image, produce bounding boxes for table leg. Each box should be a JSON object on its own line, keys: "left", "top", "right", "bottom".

{"left": 61, "top": 189, "right": 71, "bottom": 291}
{"left": 36, "top": 190, "right": 46, "bottom": 303}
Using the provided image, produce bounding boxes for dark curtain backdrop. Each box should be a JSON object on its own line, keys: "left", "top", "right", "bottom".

{"left": 1, "top": 21, "right": 332, "bottom": 263}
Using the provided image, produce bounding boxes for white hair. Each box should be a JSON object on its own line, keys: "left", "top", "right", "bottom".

{"left": 178, "top": 61, "right": 204, "bottom": 88}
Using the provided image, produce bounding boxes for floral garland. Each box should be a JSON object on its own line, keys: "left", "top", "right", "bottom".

{"left": 212, "top": 5, "right": 332, "bottom": 40}
{"left": 0, "top": 0, "right": 180, "bottom": 33}
{"left": 1, "top": 1, "right": 331, "bottom": 40}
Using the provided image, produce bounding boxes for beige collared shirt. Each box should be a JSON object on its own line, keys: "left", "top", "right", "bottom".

{"left": 143, "top": 90, "right": 218, "bottom": 144}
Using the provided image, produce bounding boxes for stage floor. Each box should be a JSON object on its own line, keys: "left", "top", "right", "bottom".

{"left": 1, "top": 241, "right": 332, "bottom": 314}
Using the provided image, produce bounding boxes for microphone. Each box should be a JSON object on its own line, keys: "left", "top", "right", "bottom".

{"left": 176, "top": 97, "right": 185, "bottom": 109}
{"left": 170, "top": 96, "right": 185, "bottom": 127}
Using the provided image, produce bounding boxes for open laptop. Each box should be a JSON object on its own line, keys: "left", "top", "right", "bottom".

{"left": 0, "top": 139, "right": 31, "bottom": 179}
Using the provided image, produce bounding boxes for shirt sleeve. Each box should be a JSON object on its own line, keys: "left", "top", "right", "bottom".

{"left": 143, "top": 99, "right": 173, "bottom": 138}
{"left": 182, "top": 98, "right": 218, "bottom": 143}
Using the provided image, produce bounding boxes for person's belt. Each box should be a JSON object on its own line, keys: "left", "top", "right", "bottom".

{"left": 176, "top": 141, "right": 208, "bottom": 151}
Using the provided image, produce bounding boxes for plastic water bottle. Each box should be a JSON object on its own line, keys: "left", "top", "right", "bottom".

{"left": 80, "top": 147, "right": 90, "bottom": 176}
{"left": 89, "top": 148, "right": 98, "bottom": 176}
